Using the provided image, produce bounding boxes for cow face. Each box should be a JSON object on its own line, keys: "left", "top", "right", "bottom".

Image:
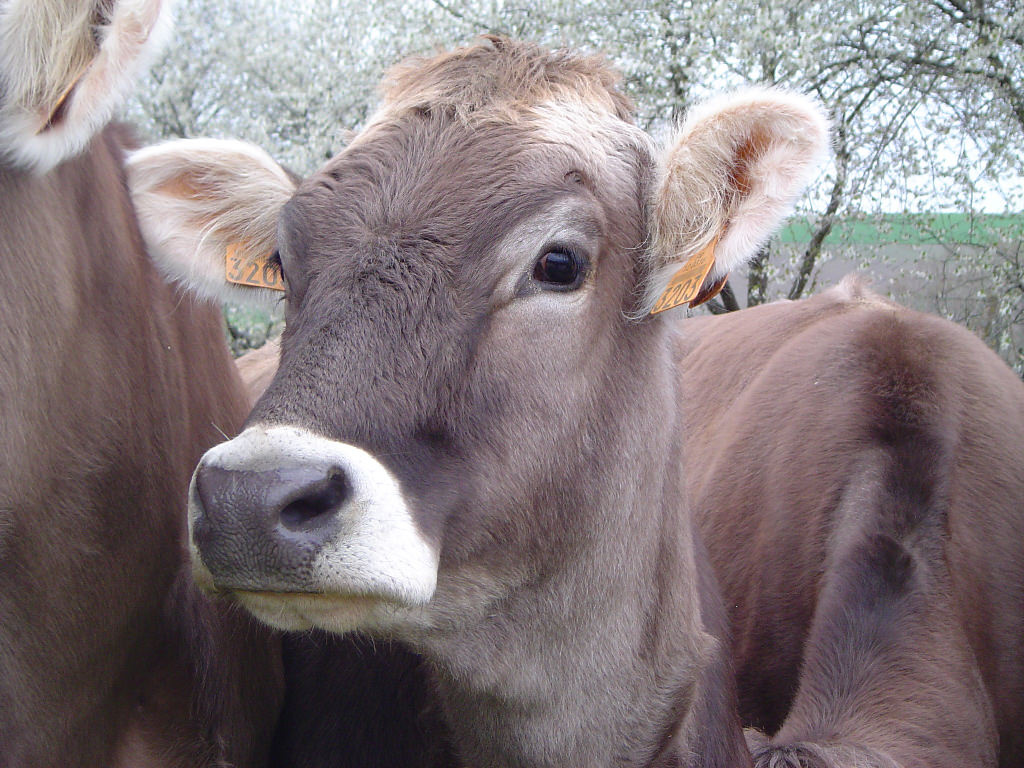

{"left": 198, "top": 107, "right": 658, "bottom": 635}
{"left": 127, "top": 39, "right": 828, "bottom": 640}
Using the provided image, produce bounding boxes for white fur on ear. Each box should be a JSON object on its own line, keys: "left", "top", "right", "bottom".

{"left": 0, "top": 0, "right": 172, "bottom": 173}
{"left": 642, "top": 87, "right": 830, "bottom": 315}
{"left": 126, "top": 138, "right": 297, "bottom": 307}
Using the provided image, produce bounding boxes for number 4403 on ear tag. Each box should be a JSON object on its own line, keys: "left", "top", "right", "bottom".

{"left": 225, "top": 243, "right": 286, "bottom": 292}
{"left": 649, "top": 237, "right": 719, "bottom": 315}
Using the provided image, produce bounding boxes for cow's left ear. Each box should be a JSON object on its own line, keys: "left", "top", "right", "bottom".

{"left": 640, "top": 88, "right": 829, "bottom": 315}
{"left": 0, "top": 0, "right": 173, "bottom": 172}
{"left": 126, "top": 138, "right": 297, "bottom": 307}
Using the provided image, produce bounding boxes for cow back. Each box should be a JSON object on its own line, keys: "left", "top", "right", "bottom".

{"left": 680, "top": 279, "right": 1024, "bottom": 766}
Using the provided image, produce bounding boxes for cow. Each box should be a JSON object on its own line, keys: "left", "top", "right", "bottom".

{"left": 123, "top": 37, "right": 1024, "bottom": 768}
{"left": 126, "top": 36, "right": 818, "bottom": 767}
{"left": 678, "top": 280, "right": 1024, "bottom": 768}
{"left": 229, "top": 296, "right": 1024, "bottom": 768}
{"left": 0, "top": 2, "right": 282, "bottom": 766}
{"left": 236, "top": 338, "right": 282, "bottom": 407}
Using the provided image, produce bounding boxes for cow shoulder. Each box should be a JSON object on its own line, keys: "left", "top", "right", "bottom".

{"left": 235, "top": 338, "right": 281, "bottom": 407}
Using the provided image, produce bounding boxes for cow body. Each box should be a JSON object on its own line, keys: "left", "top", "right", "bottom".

{"left": 125, "top": 38, "right": 1023, "bottom": 768}
{"left": 680, "top": 279, "right": 1024, "bottom": 767}
{"left": 0, "top": 3, "right": 282, "bottom": 766}
{"left": 236, "top": 337, "right": 282, "bottom": 406}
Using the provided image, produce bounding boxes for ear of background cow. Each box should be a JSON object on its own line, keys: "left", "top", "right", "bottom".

{"left": 126, "top": 138, "right": 297, "bottom": 307}
{"left": 0, "top": 0, "right": 172, "bottom": 173}
{"left": 641, "top": 88, "right": 830, "bottom": 316}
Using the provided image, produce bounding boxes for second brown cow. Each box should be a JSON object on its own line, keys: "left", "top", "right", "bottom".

{"left": 681, "top": 278, "right": 1024, "bottom": 768}
{"left": 0, "top": 2, "right": 283, "bottom": 766}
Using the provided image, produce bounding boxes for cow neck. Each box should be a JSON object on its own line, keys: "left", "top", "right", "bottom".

{"left": 411, "top": 375, "right": 732, "bottom": 767}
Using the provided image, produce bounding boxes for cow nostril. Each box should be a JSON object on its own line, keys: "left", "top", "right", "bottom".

{"left": 279, "top": 472, "right": 352, "bottom": 530}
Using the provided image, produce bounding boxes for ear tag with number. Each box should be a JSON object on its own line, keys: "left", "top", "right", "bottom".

{"left": 225, "top": 243, "right": 285, "bottom": 292}
{"left": 649, "top": 237, "right": 719, "bottom": 315}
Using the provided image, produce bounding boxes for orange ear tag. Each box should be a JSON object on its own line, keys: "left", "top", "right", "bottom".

{"left": 649, "top": 237, "right": 719, "bottom": 315}
{"left": 225, "top": 243, "right": 286, "bottom": 292}
{"left": 39, "top": 65, "right": 88, "bottom": 133}
{"left": 688, "top": 272, "right": 729, "bottom": 309}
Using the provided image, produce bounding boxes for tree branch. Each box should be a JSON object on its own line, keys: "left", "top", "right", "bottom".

{"left": 788, "top": 118, "right": 849, "bottom": 301}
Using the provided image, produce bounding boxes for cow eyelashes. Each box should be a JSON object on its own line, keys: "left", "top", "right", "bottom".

{"left": 268, "top": 250, "right": 289, "bottom": 290}
{"left": 531, "top": 247, "right": 587, "bottom": 291}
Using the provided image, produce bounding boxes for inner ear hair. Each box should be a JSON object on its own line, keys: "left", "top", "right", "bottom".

{"left": 125, "top": 138, "right": 297, "bottom": 308}
{"left": 727, "top": 127, "right": 774, "bottom": 198}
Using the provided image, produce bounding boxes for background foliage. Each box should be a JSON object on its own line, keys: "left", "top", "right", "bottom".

{"left": 123, "top": 0, "right": 1024, "bottom": 373}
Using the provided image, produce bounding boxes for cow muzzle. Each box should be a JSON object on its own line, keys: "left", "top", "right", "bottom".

{"left": 188, "top": 424, "right": 439, "bottom": 633}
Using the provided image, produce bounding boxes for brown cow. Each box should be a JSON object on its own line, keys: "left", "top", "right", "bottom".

{"left": 679, "top": 278, "right": 1024, "bottom": 768}
{"left": 126, "top": 38, "right": 823, "bottom": 768}
{"left": 236, "top": 338, "right": 282, "bottom": 407}
{"left": 123, "top": 38, "right": 1024, "bottom": 768}
{"left": 230, "top": 292, "right": 1024, "bottom": 768}
{"left": 0, "top": 2, "right": 282, "bottom": 766}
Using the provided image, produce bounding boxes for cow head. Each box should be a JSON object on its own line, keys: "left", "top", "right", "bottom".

{"left": 0, "top": 0, "right": 171, "bottom": 172}
{"left": 127, "top": 39, "right": 828, "bottom": 640}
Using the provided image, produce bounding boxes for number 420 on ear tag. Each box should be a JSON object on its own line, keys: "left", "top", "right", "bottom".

{"left": 649, "top": 238, "right": 718, "bottom": 315}
{"left": 225, "top": 243, "right": 286, "bottom": 292}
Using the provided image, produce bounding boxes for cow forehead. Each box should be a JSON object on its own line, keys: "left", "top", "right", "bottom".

{"left": 290, "top": 100, "right": 652, "bottom": 255}
{"left": 371, "top": 37, "right": 634, "bottom": 125}
{"left": 527, "top": 99, "right": 655, "bottom": 201}
{"left": 346, "top": 39, "right": 649, "bottom": 188}
{"left": 351, "top": 94, "right": 654, "bottom": 186}
{"left": 283, "top": 37, "right": 652, "bottom": 257}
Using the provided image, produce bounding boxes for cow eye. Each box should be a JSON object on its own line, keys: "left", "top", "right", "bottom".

{"left": 268, "top": 249, "right": 283, "bottom": 275}
{"left": 267, "top": 249, "right": 290, "bottom": 288}
{"left": 532, "top": 248, "right": 585, "bottom": 289}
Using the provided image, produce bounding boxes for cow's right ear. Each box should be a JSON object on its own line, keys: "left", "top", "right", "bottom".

{"left": 640, "top": 88, "right": 829, "bottom": 316}
{"left": 126, "top": 138, "right": 297, "bottom": 307}
{"left": 0, "top": 0, "right": 172, "bottom": 172}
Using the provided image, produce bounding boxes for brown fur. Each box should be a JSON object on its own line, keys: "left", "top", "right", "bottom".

{"left": 250, "top": 280, "right": 1024, "bottom": 768}
{"left": 680, "top": 280, "right": 1024, "bottom": 767}
{"left": 0, "top": 127, "right": 282, "bottom": 767}
{"left": 377, "top": 35, "right": 633, "bottom": 124}
{"left": 235, "top": 337, "right": 281, "bottom": 406}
